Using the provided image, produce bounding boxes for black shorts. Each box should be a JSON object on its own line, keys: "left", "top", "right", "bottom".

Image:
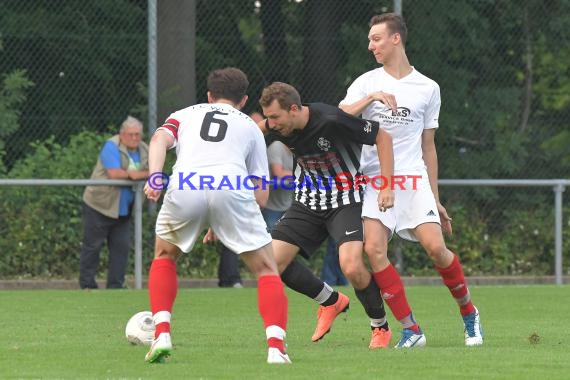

{"left": 271, "top": 201, "right": 363, "bottom": 259}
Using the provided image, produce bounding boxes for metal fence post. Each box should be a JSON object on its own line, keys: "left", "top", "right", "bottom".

{"left": 553, "top": 183, "right": 565, "bottom": 285}
{"left": 148, "top": 0, "right": 157, "bottom": 136}
{"left": 134, "top": 182, "right": 144, "bottom": 289}
{"left": 394, "top": 0, "right": 402, "bottom": 15}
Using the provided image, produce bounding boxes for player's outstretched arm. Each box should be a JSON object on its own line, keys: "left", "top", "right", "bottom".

{"left": 376, "top": 129, "right": 394, "bottom": 211}
{"left": 144, "top": 130, "right": 174, "bottom": 201}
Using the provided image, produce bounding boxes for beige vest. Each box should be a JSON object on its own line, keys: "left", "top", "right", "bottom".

{"left": 83, "top": 135, "right": 149, "bottom": 219}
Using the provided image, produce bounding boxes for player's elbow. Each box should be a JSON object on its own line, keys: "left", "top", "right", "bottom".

{"left": 151, "top": 130, "right": 174, "bottom": 149}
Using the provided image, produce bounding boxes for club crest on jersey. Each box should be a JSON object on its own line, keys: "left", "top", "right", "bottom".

{"left": 363, "top": 121, "right": 373, "bottom": 133}
{"left": 316, "top": 137, "right": 331, "bottom": 152}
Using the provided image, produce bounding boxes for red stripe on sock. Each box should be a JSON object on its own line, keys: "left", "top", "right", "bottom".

{"left": 373, "top": 264, "right": 412, "bottom": 320}
{"left": 267, "top": 337, "right": 285, "bottom": 353}
{"left": 148, "top": 258, "right": 178, "bottom": 336}
{"left": 436, "top": 254, "right": 475, "bottom": 316}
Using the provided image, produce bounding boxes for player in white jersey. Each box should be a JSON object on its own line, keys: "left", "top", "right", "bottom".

{"left": 340, "top": 13, "right": 483, "bottom": 348}
{"left": 143, "top": 68, "right": 290, "bottom": 364}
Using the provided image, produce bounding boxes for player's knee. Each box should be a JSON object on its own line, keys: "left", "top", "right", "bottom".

{"left": 424, "top": 243, "right": 447, "bottom": 263}
{"left": 364, "top": 240, "right": 387, "bottom": 258}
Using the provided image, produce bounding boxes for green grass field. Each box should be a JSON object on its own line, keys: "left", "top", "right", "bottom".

{"left": 2, "top": 285, "right": 569, "bottom": 379}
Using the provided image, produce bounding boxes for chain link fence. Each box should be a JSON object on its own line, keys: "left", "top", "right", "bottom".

{"left": 0, "top": 0, "right": 147, "bottom": 170}
{"left": 0, "top": 0, "right": 568, "bottom": 279}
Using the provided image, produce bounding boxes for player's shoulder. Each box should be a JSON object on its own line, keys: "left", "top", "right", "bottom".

{"left": 410, "top": 68, "right": 440, "bottom": 90}
{"left": 167, "top": 103, "right": 210, "bottom": 120}
{"left": 308, "top": 102, "right": 345, "bottom": 121}
{"left": 348, "top": 67, "right": 384, "bottom": 88}
{"left": 308, "top": 102, "right": 338, "bottom": 113}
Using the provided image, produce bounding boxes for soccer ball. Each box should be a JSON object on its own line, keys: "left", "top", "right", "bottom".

{"left": 125, "top": 311, "right": 155, "bottom": 346}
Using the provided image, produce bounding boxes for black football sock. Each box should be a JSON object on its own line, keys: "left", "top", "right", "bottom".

{"left": 281, "top": 259, "right": 335, "bottom": 303}
{"left": 371, "top": 322, "right": 390, "bottom": 331}
{"left": 354, "top": 276, "right": 387, "bottom": 321}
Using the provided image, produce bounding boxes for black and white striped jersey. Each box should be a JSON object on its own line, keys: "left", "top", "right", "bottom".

{"left": 267, "top": 103, "right": 379, "bottom": 211}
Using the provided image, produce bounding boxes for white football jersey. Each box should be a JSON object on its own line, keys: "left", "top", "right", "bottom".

{"left": 340, "top": 67, "right": 440, "bottom": 175}
{"left": 157, "top": 103, "right": 269, "bottom": 189}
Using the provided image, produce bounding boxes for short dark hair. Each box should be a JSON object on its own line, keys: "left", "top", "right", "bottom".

{"left": 259, "top": 82, "right": 302, "bottom": 110}
{"left": 369, "top": 13, "right": 408, "bottom": 46}
{"left": 207, "top": 67, "right": 249, "bottom": 104}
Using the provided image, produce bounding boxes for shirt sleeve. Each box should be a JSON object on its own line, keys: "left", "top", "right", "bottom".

{"left": 424, "top": 83, "right": 441, "bottom": 130}
{"left": 156, "top": 113, "right": 180, "bottom": 148}
{"left": 267, "top": 141, "right": 285, "bottom": 166}
{"left": 339, "top": 74, "right": 367, "bottom": 106}
{"left": 99, "top": 141, "right": 122, "bottom": 169}
{"left": 329, "top": 107, "right": 380, "bottom": 146}
{"left": 246, "top": 124, "right": 270, "bottom": 179}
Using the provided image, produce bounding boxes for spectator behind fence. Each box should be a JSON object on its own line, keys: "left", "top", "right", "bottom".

{"left": 79, "top": 116, "right": 149, "bottom": 289}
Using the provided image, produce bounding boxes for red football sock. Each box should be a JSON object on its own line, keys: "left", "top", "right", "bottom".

{"left": 373, "top": 265, "right": 414, "bottom": 324}
{"left": 436, "top": 254, "right": 475, "bottom": 316}
{"left": 258, "top": 275, "right": 288, "bottom": 353}
{"left": 148, "top": 258, "right": 178, "bottom": 337}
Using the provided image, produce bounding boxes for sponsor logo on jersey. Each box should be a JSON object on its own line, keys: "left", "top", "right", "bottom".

{"left": 395, "top": 107, "right": 411, "bottom": 117}
{"left": 297, "top": 152, "right": 341, "bottom": 169}
{"left": 379, "top": 106, "right": 413, "bottom": 124}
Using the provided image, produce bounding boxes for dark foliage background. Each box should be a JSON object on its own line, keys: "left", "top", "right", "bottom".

{"left": 0, "top": 0, "right": 568, "bottom": 278}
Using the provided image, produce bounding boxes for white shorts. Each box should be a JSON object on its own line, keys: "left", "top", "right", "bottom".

{"left": 156, "top": 187, "right": 271, "bottom": 254}
{"left": 361, "top": 169, "right": 440, "bottom": 242}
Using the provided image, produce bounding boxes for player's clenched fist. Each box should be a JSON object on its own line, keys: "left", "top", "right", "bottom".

{"left": 143, "top": 183, "right": 161, "bottom": 202}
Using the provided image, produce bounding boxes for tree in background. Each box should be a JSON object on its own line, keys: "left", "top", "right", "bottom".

{"left": 0, "top": 0, "right": 567, "bottom": 277}
{"left": 0, "top": 38, "right": 33, "bottom": 173}
{"left": 0, "top": 0, "right": 147, "bottom": 170}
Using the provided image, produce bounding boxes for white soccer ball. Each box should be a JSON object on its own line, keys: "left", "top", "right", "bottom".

{"left": 125, "top": 311, "right": 155, "bottom": 346}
